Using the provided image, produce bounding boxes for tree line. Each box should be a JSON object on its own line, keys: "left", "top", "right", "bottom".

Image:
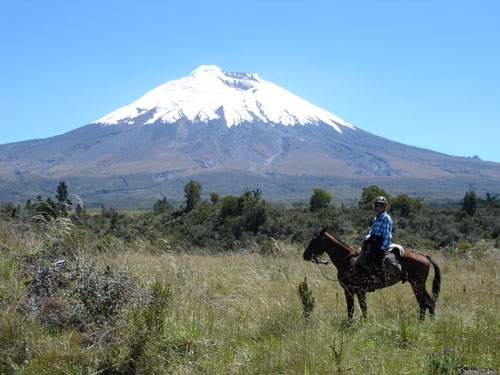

{"left": 1, "top": 180, "right": 499, "bottom": 252}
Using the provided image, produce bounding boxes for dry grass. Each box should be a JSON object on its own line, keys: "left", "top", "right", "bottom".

{"left": 93, "top": 243, "right": 500, "bottom": 374}
{"left": 1, "top": 220, "right": 499, "bottom": 374}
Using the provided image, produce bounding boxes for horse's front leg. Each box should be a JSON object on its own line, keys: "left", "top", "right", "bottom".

{"left": 356, "top": 291, "right": 367, "bottom": 318}
{"left": 344, "top": 288, "right": 355, "bottom": 320}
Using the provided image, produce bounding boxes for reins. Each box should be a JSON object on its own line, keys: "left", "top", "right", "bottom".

{"left": 312, "top": 255, "right": 341, "bottom": 282}
{"left": 307, "top": 229, "right": 359, "bottom": 283}
{"left": 311, "top": 253, "right": 357, "bottom": 282}
{"left": 312, "top": 255, "right": 330, "bottom": 265}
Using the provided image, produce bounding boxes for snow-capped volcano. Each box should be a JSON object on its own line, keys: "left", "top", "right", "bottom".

{"left": 2, "top": 64, "right": 499, "bottom": 207}
{"left": 94, "top": 65, "right": 354, "bottom": 132}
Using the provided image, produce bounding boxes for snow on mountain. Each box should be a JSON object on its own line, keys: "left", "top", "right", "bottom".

{"left": 94, "top": 65, "right": 355, "bottom": 132}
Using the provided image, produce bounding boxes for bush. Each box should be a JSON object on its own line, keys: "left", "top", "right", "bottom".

{"left": 298, "top": 276, "right": 315, "bottom": 321}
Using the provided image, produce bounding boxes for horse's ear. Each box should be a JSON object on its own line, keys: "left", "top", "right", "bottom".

{"left": 320, "top": 226, "right": 328, "bottom": 236}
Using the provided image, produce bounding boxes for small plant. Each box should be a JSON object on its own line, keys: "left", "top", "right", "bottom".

{"left": 330, "top": 332, "right": 351, "bottom": 375}
{"left": 143, "top": 280, "right": 172, "bottom": 333}
{"left": 428, "top": 348, "right": 461, "bottom": 375}
{"left": 73, "top": 264, "right": 130, "bottom": 326}
{"left": 298, "top": 276, "right": 315, "bottom": 321}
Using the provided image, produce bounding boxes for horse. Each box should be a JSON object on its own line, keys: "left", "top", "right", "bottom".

{"left": 303, "top": 226, "right": 441, "bottom": 320}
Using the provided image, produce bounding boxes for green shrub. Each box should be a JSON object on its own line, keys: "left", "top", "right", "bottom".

{"left": 428, "top": 348, "right": 461, "bottom": 375}
{"left": 73, "top": 264, "right": 131, "bottom": 326}
{"left": 298, "top": 276, "right": 315, "bottom": 321}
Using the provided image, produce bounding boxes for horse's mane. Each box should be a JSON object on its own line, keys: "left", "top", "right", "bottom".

{"left": 337, "top": 237, "right": 352, "bottom": 249}
{"left": 327, "top": 231, "right": 359, "bottom": 255}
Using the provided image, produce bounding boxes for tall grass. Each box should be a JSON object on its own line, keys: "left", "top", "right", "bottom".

{"left": 0, "top": 219, "right": 499, "bottom": 374}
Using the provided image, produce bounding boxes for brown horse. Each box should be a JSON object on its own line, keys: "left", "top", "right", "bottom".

{"left": 303, "top": 226, "right": 441, "bottom": 320}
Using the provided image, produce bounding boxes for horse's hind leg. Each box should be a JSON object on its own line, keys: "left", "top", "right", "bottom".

{"left": 427, "top": 293, "right": 436, "bottom": 317}
{"left": 420, "top": 292, "right": 434, "bottom": 320}
{"left": 410, "top": 281, "right": 432, "bottom": 320}
{"left": 419, "top": 284, "right": 436, "bottom": 318}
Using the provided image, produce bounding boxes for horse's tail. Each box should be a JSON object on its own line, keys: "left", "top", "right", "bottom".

{"left": 426, "top": 255, "right": 441, "bottom": 300}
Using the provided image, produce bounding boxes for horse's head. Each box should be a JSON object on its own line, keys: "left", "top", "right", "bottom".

{"left": 303, "top": 226, "right": 328, "bottom": 261}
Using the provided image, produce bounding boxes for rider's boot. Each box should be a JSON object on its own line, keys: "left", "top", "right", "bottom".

{"left": 364, "top": 265, "right": 377, "bottom": 292}
{"left": 366, "top": 262, "right": 383, "bottom": 292}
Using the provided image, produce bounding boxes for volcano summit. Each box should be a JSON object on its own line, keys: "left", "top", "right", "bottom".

{"left": 95, "top": 65, "right": 353, "bottom": 131}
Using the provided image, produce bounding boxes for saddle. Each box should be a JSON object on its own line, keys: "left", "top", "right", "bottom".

{"left": 383, "top": 244, "right": 404, "bottom": 275}
{"left": 389, "top": 244, "right": 405, "bottom": 260}
{"left": 357, "top": 243, "right": 405, "bottom": 290}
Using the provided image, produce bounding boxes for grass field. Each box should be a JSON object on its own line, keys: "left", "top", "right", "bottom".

{"left": 1, "top": 221, "right": 499, "bottom": 374}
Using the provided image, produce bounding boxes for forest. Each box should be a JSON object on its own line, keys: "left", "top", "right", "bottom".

{"left": 5, "top": 180, "right": 499, "bottom": 253}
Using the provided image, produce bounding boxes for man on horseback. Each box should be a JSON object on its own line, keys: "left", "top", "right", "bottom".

{"left": 361, "top": 196, "right": 393, "bottom": 292}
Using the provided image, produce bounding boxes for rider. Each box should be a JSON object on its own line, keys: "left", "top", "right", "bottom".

{"left": 362, "top": 196, "right": 393, "bottom": 291}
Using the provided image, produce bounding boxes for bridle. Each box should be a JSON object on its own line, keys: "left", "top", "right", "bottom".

{"left": 312, "top": 255, "right": 340, "bottom": 282}
{"left": 305, "top": 229, "right": 357, "bottom": 282}
{"left": 309, "top": 232, "right": 331, "bottom": 265}
{"left": 312, "top": 254, "right": 330, "bottom": 265}
{"left": 310, "top": 250, "right": 356, "bottom": 283}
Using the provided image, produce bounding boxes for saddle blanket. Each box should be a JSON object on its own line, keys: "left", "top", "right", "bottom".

{"left": 382, "top": 244, "right": 404, "bottom": 275}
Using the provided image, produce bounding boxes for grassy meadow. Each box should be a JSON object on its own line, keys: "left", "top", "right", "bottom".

{"left": 1, "top": 217, "right": 499, "bottom": 375}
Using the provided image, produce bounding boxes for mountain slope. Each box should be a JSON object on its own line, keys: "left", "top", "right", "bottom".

{"left": 0, "top": 65, "right": 499, "bottom": 207}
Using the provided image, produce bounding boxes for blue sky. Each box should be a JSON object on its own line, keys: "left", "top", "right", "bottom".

{"left": 2, "top": 0, "right": 499, "bottom": 162}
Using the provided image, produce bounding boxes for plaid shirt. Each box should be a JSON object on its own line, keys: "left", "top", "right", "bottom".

{"left": 368, "top": 211, "right": 393, "bottom": 250}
